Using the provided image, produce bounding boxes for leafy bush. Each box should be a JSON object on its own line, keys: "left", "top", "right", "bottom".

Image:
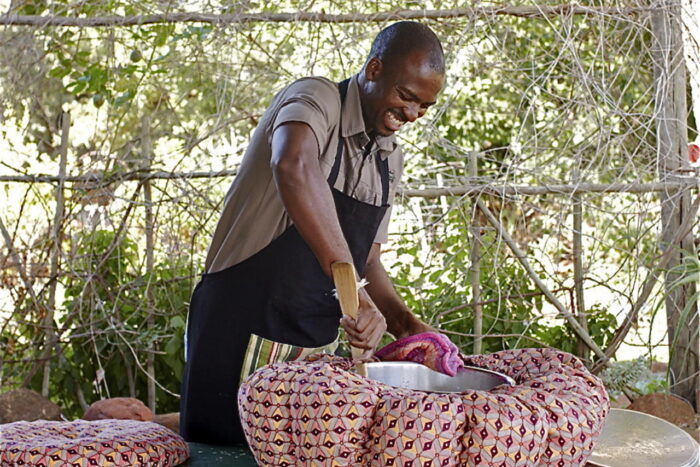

{"left": 25, "top": 230, "right": 190, "bottom": 418}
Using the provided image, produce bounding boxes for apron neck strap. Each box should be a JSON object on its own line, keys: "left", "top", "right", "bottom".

{"left": 329, "top": 78, "right": 390, "bottom": 206}
{"left": 328, "top": 79, "right": 350, "bottom": 186}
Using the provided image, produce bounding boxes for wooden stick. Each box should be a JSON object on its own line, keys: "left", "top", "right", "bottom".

{"left": 42, "top": 111, "right": 69, "bottom": 397}
{"left": 400, "top": 180, "right": 700, "bottom": 198}
{"left": 331, "top": 261, "right": 367, "bottom": 377}
{"left": 142, "top": 116, "right": 157, "bottom": 413}
{"left": 0, "top": 169, "right": 238, "bottom": 184}
{"left": 572, "top": 166, "right": 589, "bottom": 363}
{"left": 469, "top": 152, "right": 483, "bottom": 355}
{"left": 651, "top": 2, "right": 700, "bottom": 406}
{"left": 0, "top": 6, "right": 648, "bottom": 28}
{"left": 2, "top": 173, "right": 698, "bottom": 198}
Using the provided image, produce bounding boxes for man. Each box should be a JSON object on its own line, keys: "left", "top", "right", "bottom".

{"left": 181, "top": 21, "right": 445, "bottom": 445}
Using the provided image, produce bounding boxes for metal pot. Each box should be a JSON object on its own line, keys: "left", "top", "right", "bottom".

{"left": 364, "top": 361, "right": 515, "bottom": 393}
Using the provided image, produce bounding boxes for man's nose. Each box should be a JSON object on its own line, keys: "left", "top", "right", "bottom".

{"left": 405, "top": 103, "right": 420, "bottom": 122}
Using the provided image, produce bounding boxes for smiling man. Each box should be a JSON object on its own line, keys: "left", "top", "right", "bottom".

{"left": 180, "top": 21, "right": 445, "bottom": 445}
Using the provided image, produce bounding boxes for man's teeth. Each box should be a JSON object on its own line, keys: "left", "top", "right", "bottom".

{"left": 388, "top": 112, "right": 404, "bottom": 128}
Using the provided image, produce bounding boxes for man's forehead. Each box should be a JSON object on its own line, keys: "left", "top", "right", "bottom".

{"left": 395, "top": 62, "right": 445, "bottom": 102}
{"left": 389, "top": 48, "right": 443, "bottom": 74}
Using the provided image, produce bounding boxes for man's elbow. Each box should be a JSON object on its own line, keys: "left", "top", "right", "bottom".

{"left": 271, "top": 151, "right": 308, "bottom": 186}
{"left": 365, "top": 243, "right": 383, "bottom": 271}
{"left": 270, "top": 123, "right": 318, "bottom": 184}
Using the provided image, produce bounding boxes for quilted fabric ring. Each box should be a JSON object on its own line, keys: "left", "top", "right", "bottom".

{"left": 0, "top": 419, "right": 189, "bottom": 466}
{"left": 238, "top": 348, "right": 609, "bottom": 466}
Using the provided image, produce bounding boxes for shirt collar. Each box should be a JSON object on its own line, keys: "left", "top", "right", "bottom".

{"left": 341, "top": 74, "right": 397, "bottom": 157}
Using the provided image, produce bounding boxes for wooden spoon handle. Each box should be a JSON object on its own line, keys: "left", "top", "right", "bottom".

{"left": 331, "top": 261, "right": 367, "bottom": 376}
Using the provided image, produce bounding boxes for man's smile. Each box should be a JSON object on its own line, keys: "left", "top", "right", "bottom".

{"left": 385, "top": 110, "right": 406, "bottom": 132}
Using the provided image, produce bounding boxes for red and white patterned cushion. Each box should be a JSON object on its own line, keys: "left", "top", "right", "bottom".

{"left": 0, "top": 419, "right": 189, "bottom": 466}
{"left": 238, "top": 348, "right": 609, "bottom": 466}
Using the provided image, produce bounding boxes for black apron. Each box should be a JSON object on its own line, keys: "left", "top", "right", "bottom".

{"left": 180, "top": 79, "right": 390, "bottom": 445}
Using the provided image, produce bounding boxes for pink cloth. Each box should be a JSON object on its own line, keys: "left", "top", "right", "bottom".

{"left": 374, "top": 331, "right": 464, "bottom": 376}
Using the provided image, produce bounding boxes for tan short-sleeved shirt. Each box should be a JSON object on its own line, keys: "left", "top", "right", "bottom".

{"left": 204, "top": 75, "right": 404, "bottom": 273}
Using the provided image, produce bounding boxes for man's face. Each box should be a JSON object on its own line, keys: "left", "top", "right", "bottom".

{"left": 361, "top": 50, "right": 444, "bottom": 137}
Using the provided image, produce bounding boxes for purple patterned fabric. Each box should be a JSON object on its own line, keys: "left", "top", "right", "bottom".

{"left": 0, "top": 419, "right": 189, "bottom": 466}
{"left": 374, "top": 331, "right": 464, "bottom": 376}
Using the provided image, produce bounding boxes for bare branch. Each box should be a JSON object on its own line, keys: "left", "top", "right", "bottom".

{"left": 0, "top": 6, "right": 650, "bottom": 28}
{"left": 591, "top": 193, "right": 700, "bottom": 374}
{"left": 2, "top": 173, "right": 699, "bottom": 197}
{"left": 475, "top": 198, "right": 607, "bottom": 360}
{"left": 400, "top": 181, "right": 700, "bottom": 198}
{"left": 0, "top": 170, "right": 237, "bottom": 184}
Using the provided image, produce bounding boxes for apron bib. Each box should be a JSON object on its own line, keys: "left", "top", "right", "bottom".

{"left": 180, "top": 79, "right": 390, "bottom": 444}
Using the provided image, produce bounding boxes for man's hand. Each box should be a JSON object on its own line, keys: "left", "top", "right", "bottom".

{"left": 340, "top": 288, "right": 387, "bottom": 357}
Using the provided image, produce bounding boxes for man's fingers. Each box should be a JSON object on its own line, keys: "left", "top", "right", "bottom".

{"left": 348, "top": 325, "right": 384, "bottom": 351}
{"left": 341, "top": 319, "right": 373, "bottom": 350}
{"left": 343, "top": 319, "right": 377, "bottom": 343}
{"left": 340, "top": 317, "right": 366, "bottom": 344}
{"left": 343, "top": 322, "right": 385, "bottom": 351}
{"left": 347, "top": 338, "right": 374, "bottom": 350}
{"left": 345, "top": 328, "right": 373, "bottom": 349}
{"left": 340, "top": 304, "right": 387, "bottom": 352}
{"left": 364, "top": 324, "right": 384, "bottom": 350}
{"left": 355, "top": 307, "right": 376, "bottom": 333}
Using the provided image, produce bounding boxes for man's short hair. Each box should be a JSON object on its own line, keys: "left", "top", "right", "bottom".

{"left": 367, "top": 21, "right": 445, "bottom": 73}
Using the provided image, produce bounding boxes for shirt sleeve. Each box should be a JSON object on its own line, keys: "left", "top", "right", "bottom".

{"left": 270, "top": 78, "right": 340, "bottom": 157}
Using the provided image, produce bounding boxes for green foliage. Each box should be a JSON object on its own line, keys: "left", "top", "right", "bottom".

{"left": 601, "top": 357, "right": 669, "bottom": 396}
{"left": 388, "top": 203, "right": 618, "bottom": 355}
{"left": 534, "top": 304, "right": 617, "bottom": 355}
{"left": 24, "top": 230, "right": 191, "bottom": 418}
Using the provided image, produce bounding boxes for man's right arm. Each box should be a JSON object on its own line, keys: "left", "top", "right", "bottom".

{"left": 270, "top": 121, "right": 353, "bottom": 277}
{"left": 270, "top": 121, "right": 387, "bottom": 354}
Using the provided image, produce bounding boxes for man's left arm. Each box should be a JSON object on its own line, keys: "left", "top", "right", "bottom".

{"left": 363, "top": 242, "right": 435, "bottom": 339}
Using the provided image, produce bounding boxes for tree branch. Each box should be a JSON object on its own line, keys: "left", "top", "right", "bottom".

{"left": 0, "top": 6, "right": 649, "bottom": 28}
{"left": 400, "top": 181, "right": 700, "bottom": 198}
{"left": 475, "top": 198, "right": 608, "bottom": 361}
{"left": 2, "top": 173, "right": 699, "bottom": 197}
{"left": 0, "top": 169, "right": 237, "bottom": 184}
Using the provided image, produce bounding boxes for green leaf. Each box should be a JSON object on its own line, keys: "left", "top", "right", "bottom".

{"left": 169, "top": 315, "right": 185, "bottom": 330}
{"left": 113, "top": 90, "right": 134, "bottom": 107}
{"left": 66, "top": 80, "right": 88, "bottom": 95}
{"left": 164, "top": 336, "right": 181, "bottom": 357}
{"left": 74, "top": 51, "right": 90, "bottom": 67}
{"left": 48, "top": 66, "right": 70, "bottom": 79}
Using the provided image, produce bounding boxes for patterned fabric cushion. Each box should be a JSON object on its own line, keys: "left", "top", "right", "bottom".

{"left": 238, "top": 348, "right": 609, "bottom": 466}
{"left": 0, "top": 419, "right": 189, "bottom": 466}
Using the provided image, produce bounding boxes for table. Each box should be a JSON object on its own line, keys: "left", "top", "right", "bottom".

{"left": 180, "top": 442, "right": 258, "bottom": 466}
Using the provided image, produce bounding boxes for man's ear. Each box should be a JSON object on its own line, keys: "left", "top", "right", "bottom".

{"left": 364, "top": 57, "right": 383, "bottom": 81}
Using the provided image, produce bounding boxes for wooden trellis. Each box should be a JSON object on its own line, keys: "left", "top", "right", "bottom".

{"left": 1, "top": 1, "right": 699, "bottom": 407}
